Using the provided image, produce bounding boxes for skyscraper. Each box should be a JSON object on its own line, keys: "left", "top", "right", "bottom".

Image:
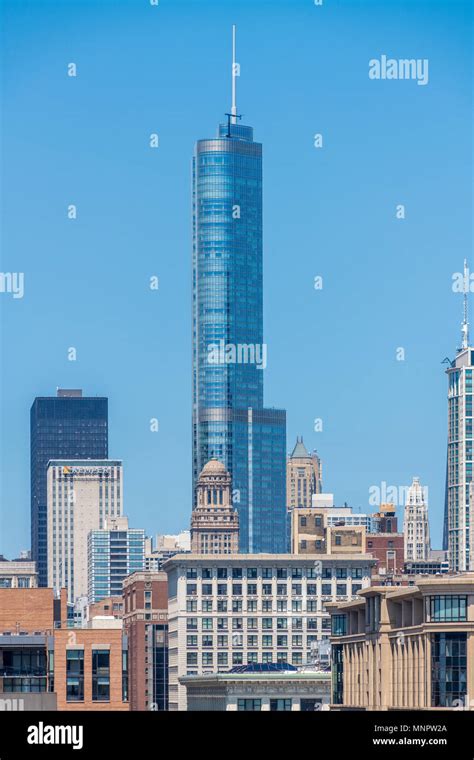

{"left": 30, "top": 389, "right": 108, "bottom": 586}
{"left": 47, "top": 459, "right": 122, "bottom": 604}
{"left": 403, "top": 477, "right": 430, "bottom": 562}
{"left": 191, "top": 27, "right": 286, "bottom": 553}
{"left": 445, "top": 264, "right": 474, "bottom": 571}
{"left": 286, "top": 437, "right": 322, "bottom": 510}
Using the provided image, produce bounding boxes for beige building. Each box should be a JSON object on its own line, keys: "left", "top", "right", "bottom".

{"left": 47, "top": 460, "right": 123, "bottom": 604}
{"left": 181, "top": 668, "right": 331, "bottom": 711}
{"left": 329, "top": 575, "right": 474, "bottom": 710}
{"left": 0, "top": 556, "right": 37, "bottom": 588}
{"left": 291, "top": 508, "right": 366, "bottom": 556}
{"left": 190, "top": 460, "right": 239, "bottom": 554}
{"left": 287, "top": 437, "right": 322, "bottom": 510}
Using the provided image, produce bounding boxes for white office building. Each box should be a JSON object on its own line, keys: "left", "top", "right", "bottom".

{"left": 164, "top": 553, "right": 375, "bottom": 710}
{"left": 47, "top": 459, "right": 123, "bottom": 604}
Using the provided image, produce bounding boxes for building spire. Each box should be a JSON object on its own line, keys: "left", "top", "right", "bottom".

{"left": 231, "top": 24, "right": 238, "bottom": 123}
{"left": 462, "top": 258, "right": 470, "bottom": 349}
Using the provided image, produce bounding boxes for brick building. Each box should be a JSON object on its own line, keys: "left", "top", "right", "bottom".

{"left": 123, "top": 571, "right": 169, "bottom": 711}
{"left": 53, "top": 626, "right": 128, "bottom": 711}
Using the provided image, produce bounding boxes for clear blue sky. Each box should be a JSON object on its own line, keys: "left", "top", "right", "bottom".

{"left": 1, "top": 0, "right": 472, "bottom": 557}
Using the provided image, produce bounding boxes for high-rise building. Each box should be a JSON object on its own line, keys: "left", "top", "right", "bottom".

{"left": 287, "top": 437, "right": 322, "bottom": 509}
{"left": 88, "top": 517, "right": 145, "bottom": 604}
{"left": 46, "top": 459, "right": 122, "bottom": 604}
{"left": 122, "top": 571, "right": 169, "bottom": 711}
{"left": 190, "top": 459, "right": 239, "bottom": 554}
{"left": 445, "top": 262, "right": 474, "bottom": 571}
{"left": 404, "top": 477, "right": 430, "bottom": 562}
{"left": 191, "top": 27, "right": 286, "bottom": 553}
{"left": 30, "top": 389, "right": 108, "bottom": 586}
{"left": 164, "top": 553, "right": 375, "bottom": 710}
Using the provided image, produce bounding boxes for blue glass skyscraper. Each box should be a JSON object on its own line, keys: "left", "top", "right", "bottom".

{"left": 192, "top": 28, "right": 286, "bottom": 553}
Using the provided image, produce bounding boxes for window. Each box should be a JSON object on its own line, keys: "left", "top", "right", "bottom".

{"left": 202, "top": 583, "right": 213, "bottom": 596}
{"left": 66, "top": 650, "right": 84, "bottom": 702}
{"left": 270, "top": 699, "right": 292, "bottom": 711}
{"left": 217, "top": 568, "right": 228, "bottom": 579}
{"left": 202, "top": 652, "right": 213, "bottom": 666}
{"left": 429, "top": 596, "right": 467, "bottom": 623}
{"left": 186, "top": 584, "right": 197, "bottom": 596}
{"left": 431, "top": 633, "right": 467, "bottom": 707}
{"left": 331, "top": 614, "right": 347, "bottom": 636}
{"left": 262, "top": 583, "right": 272, "bottom": 595}
{"left": 202, "top": 618, "right": 213, "bottom": 630}
{"left": 238, "top": 699, "right": 261, "bottom": 711}
{"left": 202, "top": 568, "right": 212, "bottom": 579}
{"left": 186, "top": 568, "right": 197, "bottom": 579}
{"left": 247, "top": 583, "right": 257, "bottom": 596}
{"left": 232, "top": 584, "right": 243, "bottom": 596}
{"left": 247, "top": 568, "right": 258, "bottom": 579}
{"left": 232, "top": 568, "right": 243, "bottom": 579}
{"left": 186, "top": 600, "right": 197, "bottom": 612}
{"left": 291, "top": 568, "right": 302, "bottom": 579}
{"left": 92, "top": 650, "right": 110, "bottom": 702}
{"left": 202, "top": 600, "right": 213, "bottom": 612}
{"left": 277, "top": 568, "right": 287, "bottom": 579}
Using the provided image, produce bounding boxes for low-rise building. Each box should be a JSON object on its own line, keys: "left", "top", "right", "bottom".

{"left": 181, "top": 663, "right": 330, "bottom": 711}
{"left": 0, "top": 556, "right": 37, "bottom": 589}
{"left": 329, "top": 575, "right": 474, "bottom": 710}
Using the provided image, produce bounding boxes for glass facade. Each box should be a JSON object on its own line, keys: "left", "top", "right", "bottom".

{"left": 1, "top": 648, "right": 47, "bottom": 692}
{"left": 88, "top": 527, "right": 145, "bottom": 603}
{"left": 30, "top": 393, "right": 108, "bottom": 586}
{"left": 431, "top": 632, "right": 467, "bottom": 707}
{"left": 146, "top": 623, "right": 169, "bottom": 711}
{"left": 192, "top": 121, "right": 286, "bottom": 553}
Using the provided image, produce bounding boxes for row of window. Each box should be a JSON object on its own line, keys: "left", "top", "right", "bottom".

{"left": 186, "top": 617, "right": 329, "bottom": 631}
{"left": 187, "top": 633, "right": 327, "bottom": 647}
{"left": 185, "top": 567, "right": 363, "bottom": 580}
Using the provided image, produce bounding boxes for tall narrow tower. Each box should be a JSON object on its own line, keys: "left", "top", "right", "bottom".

{"left": 404, "top": 477, "right": 430, "bottom": 562}
{"left": 191, "top": 27, "right": 287, "bottom": 553}
{"left": 445, "top": 260, "right": 474, "bottom": 571}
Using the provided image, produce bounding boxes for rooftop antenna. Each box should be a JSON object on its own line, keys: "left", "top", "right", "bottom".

{"left": 462, "top": 258, "right": 470, "bottom": 350}
{"left": 224, "top": 25, "right": 242, "bottom": 137}
{"left": 231, "top": 24, "right": 238, "bottom": 124}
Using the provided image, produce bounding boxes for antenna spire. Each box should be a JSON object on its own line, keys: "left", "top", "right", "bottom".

{"left": 231, "top": 24, "right": 238, "bottom": 123}
{"left": 462, "top": 258, "right": 470, "bottom": 349}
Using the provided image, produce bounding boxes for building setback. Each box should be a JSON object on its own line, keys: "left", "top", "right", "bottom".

{"left": 191, "top": 28, "right": 286, "bottom": 553}
{"left": 30, "top": 389, "right": 108, "bottom": 587}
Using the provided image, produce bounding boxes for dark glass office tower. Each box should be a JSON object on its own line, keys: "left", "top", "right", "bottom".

{"left": 30, "top": 389, "right": 108, "bottom": 586}
{"left": 192, "top": 29, "right": 286, "bottom": 552}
